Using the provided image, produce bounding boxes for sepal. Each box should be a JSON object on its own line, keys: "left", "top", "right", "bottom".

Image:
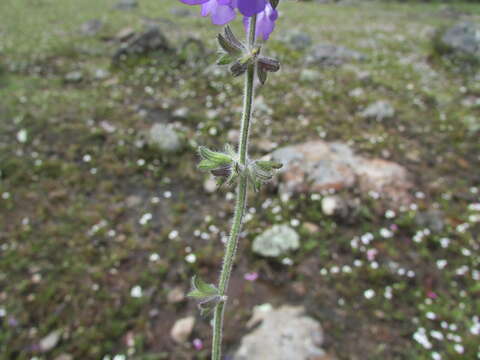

{"left": 197, "top": 146, "right": 232, "bottom": 171}
{"left": 269, "top": 0, "right": 280, "bottom": 9}
{"left": 257, "top": 56, "right": 280, "bottom": 85}
{"left": 188, "top": 276, "right": 225, "bottom": 317}
{"left": 247, "top": 160, "right": 283, "bottom": 192}
{"left": 217, "top": 26, "right": 244, "bottom": 56}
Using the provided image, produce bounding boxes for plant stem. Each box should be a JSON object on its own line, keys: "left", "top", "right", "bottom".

{"left": 211, "top": 15, "right": 257, "bottom": 360}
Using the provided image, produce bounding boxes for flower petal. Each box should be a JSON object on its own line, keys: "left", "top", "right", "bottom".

{"left": 237, "top": 0, "right": 266, "bottom": 17}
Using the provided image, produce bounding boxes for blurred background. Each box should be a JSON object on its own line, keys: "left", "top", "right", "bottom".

{"left": 0, "top": 0, "right": 479, "bottom": 359}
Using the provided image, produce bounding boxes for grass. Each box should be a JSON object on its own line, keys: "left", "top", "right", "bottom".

{"left": 0, "top": 0, "right": 479, "bottom": 359}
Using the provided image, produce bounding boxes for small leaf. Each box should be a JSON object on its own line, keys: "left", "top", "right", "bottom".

{"left": 230, "top": 61, "right": 248, "bottom": 77}
{"left": 188, "top": 276, "right": 225, "bottom": 317}
{"left": 187, "top": 275, "right": 219, "bottom": 299}
{"left": 224, "top": 26, "right": 244, "bottom": 51}
{"left": 217, "top": 33, "right": 242, "bottom": 55}
{"left": 256, "top": 160, "right": 283, "bottom": 171}
{"left": 198, "top": 159, "right": 219, "bottom": 171}
{"left": 269, "top": 0, "right": 280, "bottom": 9}
{"left": 258, "top": 56, "right": 280, "bottom": 73}
{"left": 257, "top": 62, "right": 267, "bottom": 85}
{"left": 198, "top": 146, "right": 232, "bottom": 164}
{"left": 216, "top": 53, "right": 235, "bottom": 65}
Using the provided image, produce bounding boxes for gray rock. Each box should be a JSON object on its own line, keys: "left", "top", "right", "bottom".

{"left": 306, "top": 44, "right": 366, "bottom": 66}
{"left": 272, "top": 141, "right": 413, "bottom": 208}
{"left": 79, "top": 19, "right": 103, "bottom": 36}
{"left": 439, "top": 22, "right": 480, "bottom": 60}
{"left": 285, "top": 30, "right": 313, "bottom": 51}
{"left": 39, "top": 330, "right": 62, "bottom": 352}
{"left": 170, "top": 316, "right": 195, "bottom": 343}
{"left": 112, "top": 26, "right": 172, "bottom": 63}
{"left": 203, "top": 176, "right": 217, "bottom": 194}
{"left": 114, "top": 0, "right": 138, "bottom": 10}
{"left": 415, "top": 210, "right": 445, "bottom": 233}
{"left": 170, "top": 7, "right": 192, "bottom": 17}
{"left": 167, "top": 286, "right": 185, "bottom": 304}
{"left": 54, "top": 355, "right": 73, "bottom": 360}
{"left": 234, "top": 305, "right": 325, "bottom": 360}
{"left": 359, "top": 100, "right": 395, "bottom": 121}
{"left": 252, "top": 224, "right": 300, "bottom": 258}
{"left": 300, "top": 69, "right": 322, "bottom": 82}
{"left": 147, "top": 123, "right": 182, "bottom": 153}
{"left": 64, "top": 71, "right": 83, "bottom": 83}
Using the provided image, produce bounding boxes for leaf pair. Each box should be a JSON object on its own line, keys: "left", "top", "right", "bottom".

{"left": 198, "top": 145, "right": 238, "bottom": 188}
{"left": 247, "top": 160, "right": 283, "bottom": 192}
{"left": 188, "top": 276, "right": 225, "bottom": 317}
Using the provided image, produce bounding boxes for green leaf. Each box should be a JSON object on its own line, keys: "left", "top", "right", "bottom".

{"left": 217, "top": 32, "right": 242, "bottom": 55}
{"left": 187, "top": 275, "right": 219, "bottom": 299}
{"left": 198, "top": 146, "right": 232, "bottom": 164}
{"left": 216, "top": 53, "right": 235, "bottom": 65}
{"left": 257, "top": 62, "right": 267, "bottom": 85}
{"left": 198, "top": 159, "right": 219, "bottom": 171}
{"left": 256, "top": 160, "right": 283, "bottom": 171}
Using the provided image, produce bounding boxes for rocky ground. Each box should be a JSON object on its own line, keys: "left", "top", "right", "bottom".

{"left": 0, "top": 0, "right": 479, "bottom": 359}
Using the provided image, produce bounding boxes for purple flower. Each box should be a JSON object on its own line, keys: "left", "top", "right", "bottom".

{"left": 244, "top": 272, "right": 259, "bottom": 281}
{"left": 180, "top": 0, "right": 236, "bottom": 25}
{"left": 243, "top": 3, "right": 278, "bottom": 41}
{"left": 193, "top": 338, "right": 204, "bottom": 350}
{"left": 236, "top": 0, "right": 267, "bottom": 17}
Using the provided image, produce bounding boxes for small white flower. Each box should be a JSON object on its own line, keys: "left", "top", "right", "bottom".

{"left": 380, "top": 228, "right": 393, "bottom": 238}
{"left": 139, "top": 213, "right": 152, "bottom": 225}
{"left": 468, "top": 203, "right": 480, "bottom": 211}
{"left": 364, "top": 289, "right": 375, "bottom": 299}
{"left": 353, "top": 259, "right": 363, "bottom": 267}
{"left": 185, "top": 253, "right": 197, "bottom": 263}
{"left": 454, "top": 344, "right": 464, "bottom": 354}
{"left": 431, "top": 352, "right": 441, "bottom": 360}
{"left": 384, "top": 286, "right": 393, "bottom": 299}
{"left": 385, "top": 210, "right": 396, "bottom": 219}
{"left": 149, "top": 253, "right": 160, "bottom": 262}
{"left": 168, "top": 230, "right": 179, "bottom": 240}
{"left": 426, "top": 311, "right": 436, "bottom": 320}
{"left": 439, "top": 238, "right": 450, "bottom": 248}
{"left": 163, "top": 191, "right": 172, "bottom": 199}
{"left": 130, "top": 286, "right": 143, "bottom": 298}
{"left": 17, "top": 129, "right": 27, "bottom": 143}
{"left": 430, "top": 330, "right": 444, "bottom": 340}
{"left": 413, "top": 327, "right": 432, "bottom": 349}
{"left": 436, "top": 259, "right": 447, "bottom": 269}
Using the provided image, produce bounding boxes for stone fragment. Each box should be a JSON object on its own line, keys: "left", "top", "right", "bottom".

{"left": 234, "top": 305, "right": 325, "bottom": 360}
{"left": 170, "top": 316, "right": 195, "bottom": 343}
{"left": 271, "top": 141, "right": 413, "bottom": 208}
{"left": 359, "top": 100, "right": 395, "bottom": 121}
{"left": 306, "top": 44, "right": 366, "bottom": 66}
{"left": 252, "top": 224, "right": 300, "bottom": 258}
{"left": 147, "top": 123, "right": 182, "bottom": 153}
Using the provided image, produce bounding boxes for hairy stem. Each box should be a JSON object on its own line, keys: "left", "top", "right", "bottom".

{"left": 211, "top": 15, "right": 257, "bottom": 360}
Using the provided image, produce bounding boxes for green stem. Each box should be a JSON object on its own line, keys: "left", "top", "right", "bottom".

{"left": 211, "top": 15, "right": 257, "bottom": 360}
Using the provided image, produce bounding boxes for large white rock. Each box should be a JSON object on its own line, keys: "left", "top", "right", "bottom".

{"left": 234, "top": 305, "right": 325, "bottom": 360}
